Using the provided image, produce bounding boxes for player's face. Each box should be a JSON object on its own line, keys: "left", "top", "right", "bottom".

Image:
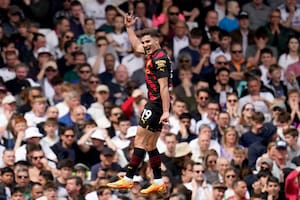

{"left": 141, "top": 35, "right": 159, "bottom": 55}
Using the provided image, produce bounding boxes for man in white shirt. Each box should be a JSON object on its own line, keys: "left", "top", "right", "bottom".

{"left": 238, "top": 77, "right": 274, "bottom": 121}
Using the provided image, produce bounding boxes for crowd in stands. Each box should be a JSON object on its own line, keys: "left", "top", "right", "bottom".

{"left": 1, "top": 0, "right": 300, "bottom": 199}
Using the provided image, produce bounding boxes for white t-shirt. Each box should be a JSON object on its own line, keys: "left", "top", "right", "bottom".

{"left": 24, "top": 111, "right": 47, "bottom": 127}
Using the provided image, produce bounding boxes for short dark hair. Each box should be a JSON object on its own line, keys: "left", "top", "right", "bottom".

{"left": 179, "top": 112, "right": 192, "bottom": 120}
{"left": 260, "top": 48, "right": 273, "bottom": 57}
{"left": 267, "top": 176, "right": 279, "bottom": 185}
{"left": 138, "top": 28, "right": 160, "bottom": 38}
{"left": 57, "top": 159, "right": 74, "bottom": 169}
{"left": 276, "top": 111, "right": 291, "bottom": 123}
{"left": 0, "top": 167, "right": 14, "bottom": 175}
{"left": 255, "top": 27, "right": 268, "bottom": 39}
{"left": 251, "top": 112, "right": 265, "bottom": 123}
{"left": 39, "top": 170, "right": 54, "bottom": 182}
{"left": 283, "top": 127, "right": 298, "bottom": 137}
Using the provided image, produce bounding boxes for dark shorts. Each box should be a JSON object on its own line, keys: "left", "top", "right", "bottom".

{"left": 139, "top": 100, "right": 163, "bottom": 132}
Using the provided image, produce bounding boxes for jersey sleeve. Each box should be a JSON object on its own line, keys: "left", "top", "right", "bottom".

{"left": 154, "top": 57, "right": 170, "bottom": 79}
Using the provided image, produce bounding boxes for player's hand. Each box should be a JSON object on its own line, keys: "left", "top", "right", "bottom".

{"left": 125, "top": 11, "right": 137, "bottom": 28}
{"left": 159, "top": 112, "right": 169, "bottom": 124}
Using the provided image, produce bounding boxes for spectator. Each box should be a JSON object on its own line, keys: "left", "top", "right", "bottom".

{"left": 69, "top": 1, "right": 84, "bottom": 40}
{"left": 204, "top": 149, "right": 219, "bottom": 184}
{"left": 190, "top": 88, "right": 210, "bottom": 122}
{"left": 83, "top": 0, "right": 111, "bottom": 29}
{"left": 235, "top": 103, "right": 255, "bottom": 136}
{"left": 219, "top": 0, "right": 240, "bottom": 32}
{"left": 24, "top": 96, "right": 47, "bottom": 127}
{"left": 242, "top": 0, "right": 271, "bottom": 31}
{"left": 220, "top": 127, "right": 241, "bottom": 160}
{"left": 278, "top": 35, "right": 299, "bottom": 72}
{"left": 98, "top": 5, "right": 117, "bottom": 34}
{"left": 77, "top": 18, "right": 95, "bottom": 46}
{"left": 230, "top": 11, "right": 255, "bottom": 56}
{"left": 55, "top": 159, "right": 74, "bottom": 198}
{"left": 201, "top": 10, "right": 219, "bottom": 43}
{"left": 278, "top": 0, "right": 300, "bottom": 34}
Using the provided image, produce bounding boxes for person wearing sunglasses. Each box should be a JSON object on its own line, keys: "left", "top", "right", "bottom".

{"left": 225, "top": 92, "right": 239, "bottom": 124}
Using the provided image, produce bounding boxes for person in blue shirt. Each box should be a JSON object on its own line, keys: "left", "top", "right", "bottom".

{"left": 219, "top": 0, "right": 240, "bottom": 32}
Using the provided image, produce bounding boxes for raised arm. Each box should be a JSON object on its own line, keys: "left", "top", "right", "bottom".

{"left": 125, "top": 12, "right": 144, "bottom": 54}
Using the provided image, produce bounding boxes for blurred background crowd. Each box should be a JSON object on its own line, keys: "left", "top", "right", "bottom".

{"left": 1, "top": 0, "right": 300, "bottom": 200}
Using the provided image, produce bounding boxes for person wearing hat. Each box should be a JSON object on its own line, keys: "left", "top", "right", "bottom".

{"left": 36, "top": 60, "right": 58, "bottom": 100}
{"left": 87, "top": 84, "right": 110, "bottom": 128}
{"left": 74, "top": 163, "right": 90, "bottom": 182}
{"left": 90, "top": 147, "right": 122, "bottom": 181}
{"left": 0, "top": 94, "right": 16, "bottom": 132}
{"left": 3, "top": 5, "right": 23, "bottom": 38}
{"left": 14, "top": 127, "right": 58, "bottom": 163}
{"left": 212, "top": 181, "right": 227, "bottom": 200}
{"left": 271, "top": 139, "right": 296, "bottom": 182}
{"left": 230, "top": 11, "right": 255, "bottom": 56}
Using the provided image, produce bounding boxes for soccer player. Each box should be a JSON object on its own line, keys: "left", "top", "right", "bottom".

{"left": 107, "top": 12, "right": 172, "bottom": 194}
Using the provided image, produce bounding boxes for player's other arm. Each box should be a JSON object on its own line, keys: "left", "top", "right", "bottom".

{"left": 125, "top": 12, "right": 144, "bottom": 54}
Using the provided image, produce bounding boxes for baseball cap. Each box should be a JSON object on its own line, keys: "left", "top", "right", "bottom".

{"left": 174, "top": 142, "right": 192, "bottom": 158}
{"left": 74, "top": 163, "right": 89, "bottom": 171}
{"left": 43, "top": 61, "right": 58, "bottom": 70}
{"left": 24, "top": 127, "right": 43, "bottom": 140}
{"left": 37, "top": 47, "right": 52, "bottom": 56}
{"left": 237, "top": 11, "right": 249, "bottom": 19}
{"left": 260, "top": 157, "right": 273, "bottom": 168}
{"left": 213, "top": 181, "right": 227, "bottom": 190}
{"left": 96, "top": 85, "right": 109, "bottom": 93}
{"left": 126, "top": 126, "right": 137, "bottom": 139}
{"left": 90, "top": 128, "right": 105, "bottom": 141}
{"left": 2, "top": 95, "right": 16, "bottom": 104}
{"left": 8, "top": 5, "right": 22, "bottom": 15}
{"left": 101, "top": 147, "right": 114, "bottom": 156}
{"left": 276, "top": 140, "right": 288, "bottom": 150}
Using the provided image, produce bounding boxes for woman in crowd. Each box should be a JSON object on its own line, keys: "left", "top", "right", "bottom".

{"left": 278, "top": 35, "right": 299, "bottom": 72}
{"left": 235, "top": 103, "right": 255, "bottom": 136}
{"left": 204, "top": 149, "right": 219, "bottom": 184}
{"left": 220, "top": 127, "right": 240, "bottom": 160}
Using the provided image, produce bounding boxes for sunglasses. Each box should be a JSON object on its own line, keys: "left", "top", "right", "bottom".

{"left": 226, "top": 175, "right": 236, "bottom": 178}
{"left": 32, "top": 156, "right": 44, "bottom": 160}
{"left": 245, "top": 108, "right": 255, "bottom": 111}
{"left": 228, "top": 99, "right": 237, "bottom": 103}
{"left": 179, "top": 59, "right": 190, "bottom": 63}
{"left": 65, "top": 35, "right": 74, "bottom": 40}
{"left": 216, "top": 61, "right": 229, "bottom": 65}
{"left": 89, "top": 81, "right": 100, "bottom": 84}
{"left": 231, "top": 50, "right": 242, "bottom": 54}
{"left": 79, "top": 70, "right": 91, "bottom": 74}
{"left": 272, "top": 107, "right": 282, "bottom": 112}
{"left": 194, "top": 170, "right": 205, "bottom": 174}
{"left": 17, "top": 175, "right": 29, "bottom": 179}
{"left": 97, "top": 43, "right": 107, "bottom": 47}
{"left": 200, "top": 97, "right": 208, "bottom": 100}
{"left": 169, "top": 12, "right": 179, "bottom": 15}
{"left": 46, "top": 68, "right": 57, "bottom": 72}
{"left": 64, "top": 134, "right": 75, "bottom": 138}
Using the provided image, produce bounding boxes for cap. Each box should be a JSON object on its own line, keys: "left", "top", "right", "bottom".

{"left": 237, "top": 11, "right": 249, "bottom": 19}
{"left": 24, "top": 127, "right": 43, "bottom": 140}
{"left": 43, "top": 61, "right": 58, "bottom": 70}
{"left": 276, "top": 140, "right": 288, "bottom": 150}
{"left": 126, "top": 126, "right": 137, "bottom": 139}
{"left": 212, "top": 181, "right": 227, "bottom": 190}
{"left": 90, "top": 128, "right": 106, "bottom": 141}
{"left": 8, "top": 5, "right": 22, "bottom": 15}
{"left": 133, "top": 175, "right": 143, "bottom": 183}
{"left": 96, "top": 85, "right": 109, "bottom": 93}
{"left": 260, "top": 157, "right": 273, "bottom": 168}
{"left": 271, "top": 101, "right": 286, "bottom": 112}
{"left": 74, "top": 163, "right": 89, "bottom": 171}
{"left": 37, "top": 47, "right": 52, "bottom": 56}
{"left": 174, "top": 142, "right": 192, "bottom": 158}
{"left": 101, "top": 147, "right": 114, "bottom": 156}
{"left": 2, "top": 95, "right": 16, "bottom": 104}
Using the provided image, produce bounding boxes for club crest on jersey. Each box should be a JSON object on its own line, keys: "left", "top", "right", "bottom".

{"left": 155, "top": 60, "right": 166, "bottom": 72}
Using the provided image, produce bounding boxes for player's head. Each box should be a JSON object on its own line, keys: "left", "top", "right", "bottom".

{"left": 139, "top": 28, "right": 161, "bottom": 54}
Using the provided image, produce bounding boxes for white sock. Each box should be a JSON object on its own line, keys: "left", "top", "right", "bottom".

{"left": 124, "top": 176, "right": 133, "bottom": 182}
{"left": 153, "top": 178, "right": 163, "bottom": 184}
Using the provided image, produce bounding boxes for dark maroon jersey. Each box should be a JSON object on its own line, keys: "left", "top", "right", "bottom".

{"left": 144, "top": 49, "right": 172, "bottom": 101}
